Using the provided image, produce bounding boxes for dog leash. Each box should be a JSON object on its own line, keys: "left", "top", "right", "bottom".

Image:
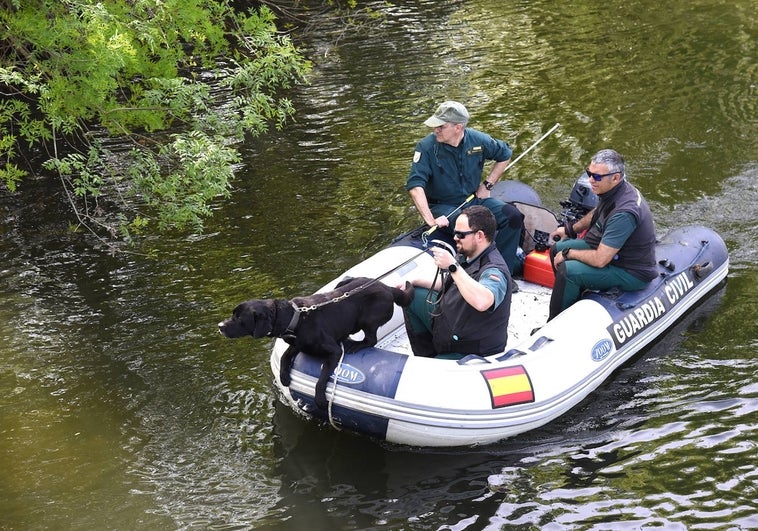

{"left": 297, "top": 238, "right": 452, "bottom": 313}
{"left": 289, "top": 262, "right": 413, "bottom": 315}
{"left": 294, "top": 290, "right": 353, "bottom": 312}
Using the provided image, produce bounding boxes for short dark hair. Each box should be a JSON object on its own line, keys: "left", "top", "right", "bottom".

{"left": 461, "top": 205, "right": 496, "bottom": 241}
{"left": 592, "top": 149, "right": 625, "bottom": 178}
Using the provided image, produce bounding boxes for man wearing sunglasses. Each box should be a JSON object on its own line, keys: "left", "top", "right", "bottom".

{"left": 548, "top": 149, "right": 658, "bottom": 320}
{"left": 406, "top": 101, "right": 525, "bottom": 275}
{"left": 402, "top": 206, "right": 512, "bottom": 359}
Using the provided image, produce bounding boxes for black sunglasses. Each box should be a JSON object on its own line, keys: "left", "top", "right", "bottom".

{"left": 453, "top": 229, "right": 478, "bottom": 239}
{"left": 585, "top": 168, "right": 618, "bottom": 181}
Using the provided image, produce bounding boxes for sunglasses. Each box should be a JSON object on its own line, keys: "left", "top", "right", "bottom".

{"left": 453, "top": 229, "right": 478, "bottom": 239}
{"left": 585, "top": 168, "right": 618, "bottom": 181}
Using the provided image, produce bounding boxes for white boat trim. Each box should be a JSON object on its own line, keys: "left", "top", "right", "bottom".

{"left": 269, "top": 223, "right": 729, "bottom": 447}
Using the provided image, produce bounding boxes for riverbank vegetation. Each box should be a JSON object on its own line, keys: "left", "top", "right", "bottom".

{"left": 1, "top": 0, "right": 369, "bottom": 246}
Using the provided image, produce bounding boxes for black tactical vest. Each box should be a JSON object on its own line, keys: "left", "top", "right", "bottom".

{"left": 584, "top": 179, "right": 658, "bottom": 282}
{"left": 432, "top": 244, "right": 512, "bottom": 355}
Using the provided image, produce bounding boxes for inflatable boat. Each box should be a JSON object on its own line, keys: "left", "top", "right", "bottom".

{"left": 269, "top": 179, "right": 729, "bottom": 447}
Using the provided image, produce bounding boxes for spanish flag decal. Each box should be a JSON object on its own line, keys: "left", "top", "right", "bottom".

{"left": 482, "top": 365, "right": 535, "bottom": 408}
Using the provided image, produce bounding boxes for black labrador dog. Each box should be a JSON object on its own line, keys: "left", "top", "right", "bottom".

{"left": 218, "top": 277, "right": 414, "bottom": 409}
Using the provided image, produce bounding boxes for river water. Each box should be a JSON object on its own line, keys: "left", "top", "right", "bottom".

{"left": 1, "top": 1, "right": 756, "bottom": 529}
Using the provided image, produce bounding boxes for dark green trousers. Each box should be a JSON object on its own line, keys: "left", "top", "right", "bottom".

{"left": 548, "top": 239, "right": 649, "bottom": 320}
{"left": 403, "top": 287, "right": 465, "bottom": 360}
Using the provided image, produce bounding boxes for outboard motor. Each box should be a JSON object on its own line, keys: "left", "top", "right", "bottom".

{"left": 559, "top": 173, "right": 598, "bottom": 228}
{"left": 519, "top": 174, "right": 598, "bottom": 288}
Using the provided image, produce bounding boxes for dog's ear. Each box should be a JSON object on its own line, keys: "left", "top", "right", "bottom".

{"left": 252, "top": 300, "right": 276, "bottom": 337}
{"left": 335, "top": 276, "right": 356, "bottom": 289}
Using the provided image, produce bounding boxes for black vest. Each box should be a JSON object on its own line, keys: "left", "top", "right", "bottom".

{"left": 584, "top": 179, "right": 658, "bottom": 282}
{"left": 432, "top": 244, "right": 512, "bottom": 355}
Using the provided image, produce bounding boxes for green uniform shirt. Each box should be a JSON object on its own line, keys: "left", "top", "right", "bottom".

{"left": 406, "top": 128, "right": 512, "bottom": 205}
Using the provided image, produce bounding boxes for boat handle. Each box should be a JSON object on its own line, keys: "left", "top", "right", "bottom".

{"left": 497, "top": 349, "right": 526, "bottom": 360}
{"left": 456, "top": 354, "right": 491, "bottom": 365}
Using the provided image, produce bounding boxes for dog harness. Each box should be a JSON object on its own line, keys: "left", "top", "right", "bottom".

{"left": 282, "top": 302, "right": 301, "bottom": 341}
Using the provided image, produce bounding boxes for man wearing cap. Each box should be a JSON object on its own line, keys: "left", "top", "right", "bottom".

{"left": 406, "top": 101, "right": 524, "bottom": 275}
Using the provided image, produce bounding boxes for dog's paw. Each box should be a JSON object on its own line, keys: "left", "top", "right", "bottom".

{"left": 342, "top": 340, "right": 360, "bottom": 353}
{"left": 315, "top": 393, "right": 328, "bottom": 410}
{"left": 342, "top": 339, "right": 370, "bottom": 353}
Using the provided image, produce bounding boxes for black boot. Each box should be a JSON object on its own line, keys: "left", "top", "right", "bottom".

{"left": 547, "top": 260, "right": 567, "bottom": 321}
{"left": 407, "top": 331, "right": 436, "bottom": 357}
{"left": 403, "top": 313, "right": 436, "bottom": 357}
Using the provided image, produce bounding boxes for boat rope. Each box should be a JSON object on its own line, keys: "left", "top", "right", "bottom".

{"left": 327, "top": 345, "right": 346, "bottom": 430}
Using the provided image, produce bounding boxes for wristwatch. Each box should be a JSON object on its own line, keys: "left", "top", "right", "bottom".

{"left": 562, "top": 247, "right": 571, "bottom": 259}
{"left": 448, "top": 263, "right": 458, "bottom": 273}
{"left": 482, "top": 180, "right": 494, "bottom": 191}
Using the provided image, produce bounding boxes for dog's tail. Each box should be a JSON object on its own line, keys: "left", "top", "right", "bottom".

{"left": 390, "top": 281, "right": 415, "bottom": 307}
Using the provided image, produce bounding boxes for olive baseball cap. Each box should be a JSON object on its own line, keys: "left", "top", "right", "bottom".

{"left": 424, "top": 101, "right": 470, "bottom": 127}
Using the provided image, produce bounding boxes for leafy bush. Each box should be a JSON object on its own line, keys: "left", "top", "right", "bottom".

{"left": 0, "top": 0, "right": 310, "bottom": 243}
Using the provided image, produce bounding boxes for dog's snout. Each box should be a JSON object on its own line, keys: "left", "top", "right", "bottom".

{"left": 218, "top": 317, "right": 245, "bottom": 338}
{"left": 218, "top": 320, "right": 229, "bottom": 336}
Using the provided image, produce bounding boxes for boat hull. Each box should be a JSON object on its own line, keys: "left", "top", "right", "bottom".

{"left": 270, "top": 225, "right": 728, "bottom": 447}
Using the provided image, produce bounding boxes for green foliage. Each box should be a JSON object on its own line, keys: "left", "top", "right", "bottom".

{"left": 0, "top": 0, "right": 310, "bottom": 243}
{"left": 133, "top": 130, "right": 241, "bottom": 232}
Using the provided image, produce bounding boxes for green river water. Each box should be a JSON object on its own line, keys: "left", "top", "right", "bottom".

{"left": 1, "top": 1, "right": 756, "bottom": 529}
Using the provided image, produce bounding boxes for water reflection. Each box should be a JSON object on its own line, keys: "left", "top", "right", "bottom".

{"left": 252, "top": 284, "right": 757, "bottom": 530}
{"left": 1, "top": 0, "right": 756, "bottom": 529}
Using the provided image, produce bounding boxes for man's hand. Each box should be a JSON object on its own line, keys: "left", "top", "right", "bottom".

{"left": 433, "top": 215, "right": 450, "bottom": 228}
{"left": 431, "top": 246, "right": 456, "bottom": 270}
{"left": 550, "top": 226, "right": 567, "bottom": 241}
{"left": 476, "top": 182, "right": 492, "bottom": 199}
{"left": 553, "top": 250, "right": 566, "bottom": 267}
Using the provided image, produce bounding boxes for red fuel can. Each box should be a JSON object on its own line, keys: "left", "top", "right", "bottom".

{"left": 523, "top": 249, "right": 555, "bottom": 288}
